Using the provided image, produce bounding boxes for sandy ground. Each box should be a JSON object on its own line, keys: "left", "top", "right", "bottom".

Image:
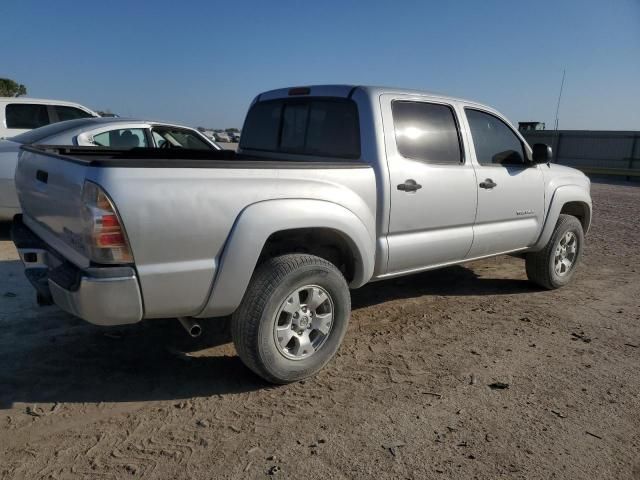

{"left": 0, "top": 182, "right": 638, "bottom": 480}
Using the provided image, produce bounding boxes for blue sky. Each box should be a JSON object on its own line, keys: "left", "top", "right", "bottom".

{"left": 1, "top": 0, "right": 638, "bottom": 130}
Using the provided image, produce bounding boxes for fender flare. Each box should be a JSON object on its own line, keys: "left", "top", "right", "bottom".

{"left": 196, "top": 199, "right": 375, "bottom": 318}
{"left": 531, "top": 185, "right": 592, "bottom": 251}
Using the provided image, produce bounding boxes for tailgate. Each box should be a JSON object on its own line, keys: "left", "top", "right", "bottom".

{"left": 15, "top": 146, "right": 91, "bottom": 267}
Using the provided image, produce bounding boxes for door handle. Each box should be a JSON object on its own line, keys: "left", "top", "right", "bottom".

{"left": 479, "top": 178, "right": 497, "bottom": 189}
{"left": 397, "top": 179, "right": 422, "bottom": 193}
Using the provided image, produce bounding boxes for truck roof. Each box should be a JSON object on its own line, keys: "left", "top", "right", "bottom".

{"left": 0, "top": 97, "right": 90, "bottom": 107}
{"left": 255, "top": 84, "right": 489, "bottom": 109}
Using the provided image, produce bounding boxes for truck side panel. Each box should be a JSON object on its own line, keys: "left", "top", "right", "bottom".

{"left": 197, "top": 198, "right": 376, "bottom": 318}
{"left": 90, "top": 165, "right": 376, "bottom": 319}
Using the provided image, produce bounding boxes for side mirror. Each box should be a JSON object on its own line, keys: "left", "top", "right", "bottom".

{"left": 532, "top": 143, "right": 552, "bottom": 164}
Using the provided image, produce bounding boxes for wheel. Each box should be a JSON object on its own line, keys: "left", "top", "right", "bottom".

{"left": 526, "top": 214, "right": 584, "bottom": 289}
{"left": 231, "top": 254, "right": 350, "bottom": 384}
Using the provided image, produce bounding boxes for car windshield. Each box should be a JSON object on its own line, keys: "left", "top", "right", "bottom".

{"left": 10, "top": 119, "right": 96, "bottom": 144}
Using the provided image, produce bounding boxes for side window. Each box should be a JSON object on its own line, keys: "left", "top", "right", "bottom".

{"left": 92, "top": 129, "right": 148, "bottom": 148}
{"left": 152, "top": 131, "right": 167, "bottom": 148}
{"left": 5, "top": 104, "right": 50, "bottom": 129}
{"left": 392, "top": 101, "right": 463, "bottom": 164}
{"left": 54, "top": 106, "right": 93, "bottom": 122}
{"left": 151, "top": 127, "right": 213, "bottom": 150}
{"left": 465, "top": 109, "right": 525, "bottom": 166}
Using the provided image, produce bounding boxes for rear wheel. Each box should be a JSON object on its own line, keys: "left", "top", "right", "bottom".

{"left": 526, "top": 214, "right": 584, "bottom": 289}
{"left": 231, "top": 254, "right": 350, "bottom": 384}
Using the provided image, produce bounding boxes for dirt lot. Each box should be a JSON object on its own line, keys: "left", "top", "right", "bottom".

{"left": 0, "top": 182, "right": 638, "bottom": 480}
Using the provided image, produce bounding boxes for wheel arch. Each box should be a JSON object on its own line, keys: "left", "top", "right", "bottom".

{"left": 559, "top": 201, "right": 591, "bottom": 232}
{"left": 531, "top": 185, "right": 592, "bottom": 251}
{"left": 196, "top": 199, "right": 375, "bottom": 318}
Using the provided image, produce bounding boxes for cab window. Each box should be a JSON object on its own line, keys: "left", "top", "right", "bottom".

{"left": 465, "top": 109, "right": 525, "bottom": 166}
{"left": 392, "top": 101, "right": 463, "bottom": 164}
{"left": 240, "top": 98, "right": 360, "bottom": 159}
{"left": 54, "top": 105, "right": 93, "bottom": 122}
{"left": 5, "top": 104, "right": 50, "bottom": 129}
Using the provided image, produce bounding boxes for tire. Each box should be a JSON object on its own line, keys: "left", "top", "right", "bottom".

{"left": 526, "top": 214, "right": 584, "bottom": 289}
{"left": 231, "top": 254, "right": 351, "bottom": 384}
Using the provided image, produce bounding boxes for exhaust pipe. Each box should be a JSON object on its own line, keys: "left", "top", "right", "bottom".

{"left": 178, "top": 317, "right": 202, "bottom": 338}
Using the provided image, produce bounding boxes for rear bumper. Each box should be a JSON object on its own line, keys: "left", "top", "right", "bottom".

{"left": 11, "top": 215, "right": 143, "bottom": 326}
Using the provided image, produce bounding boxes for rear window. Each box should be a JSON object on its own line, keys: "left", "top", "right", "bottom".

{"left": 240, "top": 98, "right": 360, "bottom": 159}
{"left": 5, "top": 104, "right": 50, "bottom": 129}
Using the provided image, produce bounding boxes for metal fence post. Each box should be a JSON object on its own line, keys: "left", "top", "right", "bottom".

{"left": 553, "top": 132, "right": 562, "bottom": 163}
{"left": 628, "top": 135, "right": 638, "bottom": 181}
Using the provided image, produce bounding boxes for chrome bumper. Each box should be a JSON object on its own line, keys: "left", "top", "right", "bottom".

{"left": 49, "top": 273, "right": 143, "bottom": 326}
{"left": 12, "top": 215, "right": 144, "bottom": 326}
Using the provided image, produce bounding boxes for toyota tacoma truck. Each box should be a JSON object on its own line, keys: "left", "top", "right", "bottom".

{"left": 12, "top": 85, "right": 592, "bottom": 384}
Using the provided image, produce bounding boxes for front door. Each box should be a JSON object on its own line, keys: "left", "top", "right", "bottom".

{"left": 382, "top": 95, "right": 478, "bottom": 275}
{"left": 463, "top": 108, "right": 544, "bottom": 257}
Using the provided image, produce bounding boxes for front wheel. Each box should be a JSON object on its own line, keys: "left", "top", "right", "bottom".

{"left": 231, "top": 254, "right": 351, "bottom": 384}
{"left": 526, "top": 214, "right": 584, "bottom": 289}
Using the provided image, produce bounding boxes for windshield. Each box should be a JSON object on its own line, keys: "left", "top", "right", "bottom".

{"left": 10, "top": 119, "right": 96, "bottom": 144}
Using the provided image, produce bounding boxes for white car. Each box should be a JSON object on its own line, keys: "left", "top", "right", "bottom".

{"left": 0, "top": 97, "right": 98, "bottom": 139}
{"left": 0, "top": 117, "right": 222, "bottom": 220}
{"left": 213, "top": 131, "right": 231, "bottom": 142}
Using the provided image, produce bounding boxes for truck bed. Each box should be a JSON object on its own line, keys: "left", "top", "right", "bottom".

{"left": 15, "top": 144, "right": 377, "bottom": 321}
{"left": 23, "top": 145, "right": 369, "bottom": 169}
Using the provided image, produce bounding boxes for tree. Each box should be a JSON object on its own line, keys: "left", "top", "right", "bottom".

{"left": 0, "top": 78, "right": 27, "bottom": 97}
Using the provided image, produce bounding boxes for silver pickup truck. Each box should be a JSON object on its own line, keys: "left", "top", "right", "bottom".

{"left": 12, "top": 85, "right": 592, "bottom": 384}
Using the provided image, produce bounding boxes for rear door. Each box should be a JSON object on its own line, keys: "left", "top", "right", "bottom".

{"left": 381, "top": 94, "right": 478, "bottom": 274}
{"left": 463, "top": 107, "right": 544, "bottom": 257}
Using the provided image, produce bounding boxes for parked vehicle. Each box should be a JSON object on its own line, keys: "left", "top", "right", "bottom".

{"left": 0, "top": 118, "right": 221, "bottom": 220}
{"left": 213, "top": 131, "right": 231, "bottom": 142}
{"left": 0, "top": 97, "right": 98, "bottom": 139}
{"left": 228, "top": 131, "right": 241, "bottom": 142}
{"left": 12, "top": 85, "right": 592, "bottom": 384}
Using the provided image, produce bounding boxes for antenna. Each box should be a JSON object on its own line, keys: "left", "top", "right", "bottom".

{"left": 554, "top": 69, "right": 566, "bottom": 131}
{"left": 551, "top": 69, "right": 566, "bottom": 163}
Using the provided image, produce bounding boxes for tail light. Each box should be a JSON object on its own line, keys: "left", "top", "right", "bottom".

{"left": 81, "top": 181, "right": 133, "bottom": 264}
